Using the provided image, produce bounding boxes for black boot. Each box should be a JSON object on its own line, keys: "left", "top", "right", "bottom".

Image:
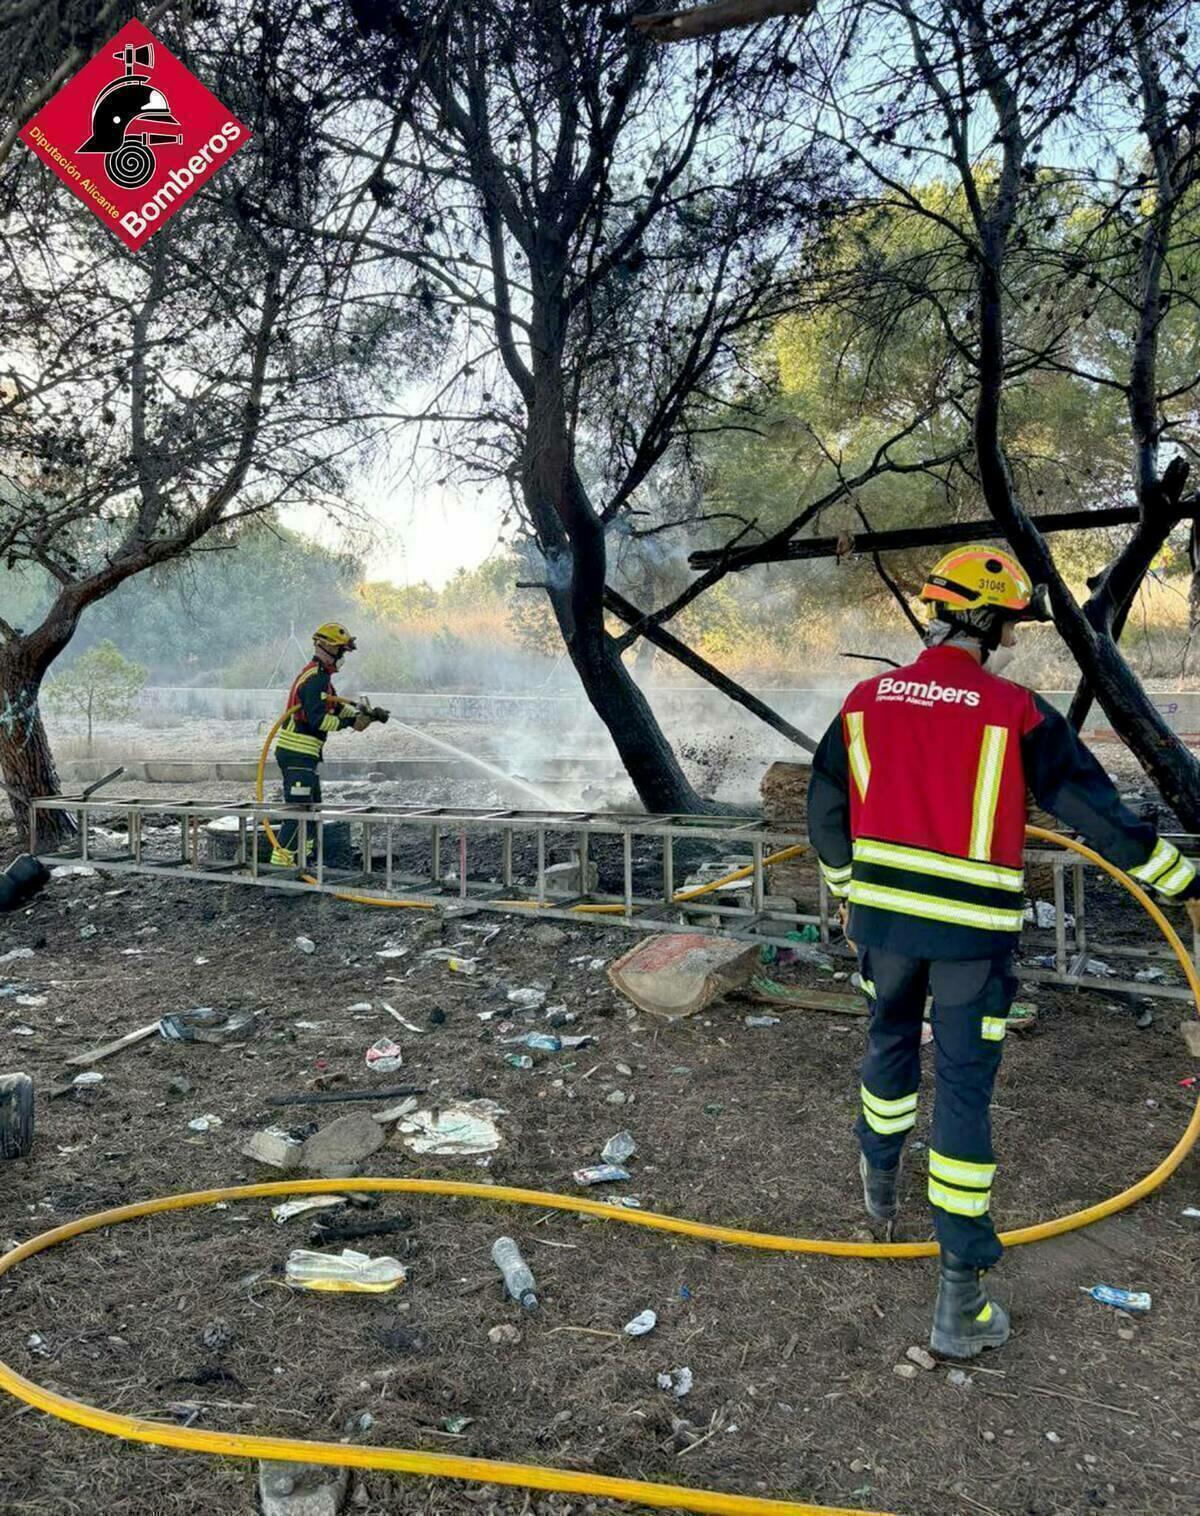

{"left": 930, "top": 1253, "right": 1010, "bottom": 1358}
{"left": 859, "top": 1152, "right": 900, "bottom": 1221}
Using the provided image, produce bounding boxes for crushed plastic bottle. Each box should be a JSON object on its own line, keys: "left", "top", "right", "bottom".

{"left": 492, "top": 1235, "right": 538, "bottom": 1310}
{"left": 285, "top": 1247, "right": 406, "bottom": 1293}
{"left": 601, "top": 1130, "right": 636, "bottom": 1164}
{"left": 504, "top": 1053, "right": 534, "bottom": 1070}
{"left": 574, "top": 1164, "right": 631, "bottom": 1186}
{"left": 1082, "top": 1284, "right": 1151, "bottom": 1313}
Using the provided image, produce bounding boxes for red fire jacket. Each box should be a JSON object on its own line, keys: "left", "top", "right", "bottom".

{"left": 807, "top": 644, "right": 1198, "bottom": 960}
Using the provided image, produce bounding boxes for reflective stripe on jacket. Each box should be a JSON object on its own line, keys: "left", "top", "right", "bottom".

{"left": 808, "top": 644, "right": 1199, "bottom": 959}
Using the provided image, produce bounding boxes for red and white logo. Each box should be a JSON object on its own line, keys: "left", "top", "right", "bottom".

{"left": 19, "top": 19, "right": 250, "bottom": 251}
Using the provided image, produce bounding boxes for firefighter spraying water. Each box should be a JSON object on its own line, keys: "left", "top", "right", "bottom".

{"left": 270, "top": 623, "right": 390, "bottom": 869}
{"left": 807, "top": 545, "right": 1200, "bottom": 1357}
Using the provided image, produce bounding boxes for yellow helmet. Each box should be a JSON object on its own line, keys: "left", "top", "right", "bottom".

{"left": 313, "top": 622, "right": 357, "bottom": 654}
{"left": 920, "top": 545, "right": 1047, "bottom": 621}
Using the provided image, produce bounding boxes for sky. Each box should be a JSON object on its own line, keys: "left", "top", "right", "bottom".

{"left": 287, "top": 473, "right": 510, "bottom": 589}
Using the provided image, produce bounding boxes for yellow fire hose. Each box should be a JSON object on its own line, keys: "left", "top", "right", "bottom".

{"left": 0, "top": 825, "right": 1198, "bottom": 1514}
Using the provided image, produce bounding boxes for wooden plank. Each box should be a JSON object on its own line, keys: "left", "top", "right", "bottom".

{"left": 688, "top": 505, "right": 1146, "bottom": 572}
{"left": 65, "top": 1020, "right": 161, "bottom": 1067}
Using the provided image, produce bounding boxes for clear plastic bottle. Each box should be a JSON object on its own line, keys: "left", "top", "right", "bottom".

{"left": 491, "top": 1235, "right": 538, "bottom": 1310}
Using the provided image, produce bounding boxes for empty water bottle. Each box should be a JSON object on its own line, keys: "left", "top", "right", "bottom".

{"left": 491, "top": 1235, "right": 538, "bottom": 1310}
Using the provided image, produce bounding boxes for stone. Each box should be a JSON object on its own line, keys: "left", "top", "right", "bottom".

{"left": 531, "top": 924, "right": 569, "bottom": 947}
{"left": 295, "top": 936, "right": 316, "bottom": 955}
{"left": 242, "top": 1127, "right": 305, "bottom": 1171}
{"left": 1117, "top": 1326, "right": 1135, "bottom": 1341}
{"left": 300, "top": 1112, "right": 386, "bottom": 1178}
{"left": 488, "top": 1323, "right": 522, "bottom": 1346}
{"left": 258, "top": 1460, "right": 349, "bottom": 1516}
{"left": 892, "top": 1362, "right": 918, "bottom": 1379}
{"left": 606, "top": 1090, "right": 627, "bottom": 1106}
{"left": 905, "top": 1345, "right": 936, "bottom": 1371}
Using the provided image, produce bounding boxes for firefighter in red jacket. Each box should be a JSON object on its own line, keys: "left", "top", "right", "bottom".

{"left": 807, "top": 545, "right": 1200, "bottom": 1358}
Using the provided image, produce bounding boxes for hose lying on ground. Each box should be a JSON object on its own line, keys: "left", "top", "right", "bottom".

{"left": 0, "top": 829, "right": 1197, "bottom": 1516}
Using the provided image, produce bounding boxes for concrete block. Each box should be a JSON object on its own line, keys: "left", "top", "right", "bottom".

{"left": 241, "top": 1127, "right": 304, "bottom": 1171}
{"left": 300, "top": 1111, "right": 386, "bottom": 1178}
{"left": 258, "top": 1460, "right": 348, "bottom": 1516}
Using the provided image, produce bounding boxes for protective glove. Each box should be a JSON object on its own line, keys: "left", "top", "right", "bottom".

{"left": 1185, "top": 898, "right": 1200, "bottom": 937}
{"left": 838, "top": 901, "right": 855, "bottom": 953}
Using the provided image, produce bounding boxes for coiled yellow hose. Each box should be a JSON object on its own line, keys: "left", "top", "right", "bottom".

{"left": 8, "top": 745, "right": 1187, "bottom": 1514}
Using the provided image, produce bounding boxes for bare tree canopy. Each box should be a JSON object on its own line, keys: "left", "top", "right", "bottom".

{"left": 628, "top": 0, "right": 818, "bottom": 43}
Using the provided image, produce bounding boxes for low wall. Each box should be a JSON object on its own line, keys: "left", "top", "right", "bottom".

{"left": 132, "top": 683, "right": 1200, "bottom": 737}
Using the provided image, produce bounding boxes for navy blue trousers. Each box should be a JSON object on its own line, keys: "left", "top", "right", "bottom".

{"left": 855, "top": 946, "right": 1017, "bottom": 1269}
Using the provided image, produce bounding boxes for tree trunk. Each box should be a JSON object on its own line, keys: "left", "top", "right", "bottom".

{"left": 0, "top": 642, "right": 74, "bottom": 849}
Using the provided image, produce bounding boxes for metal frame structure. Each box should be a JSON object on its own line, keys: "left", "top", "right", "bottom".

{"left": 28, "top": 793, "right": 1200, "bottom": 1002}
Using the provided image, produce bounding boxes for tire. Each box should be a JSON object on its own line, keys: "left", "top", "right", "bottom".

{"left": 0, "top": 1073, "right": 34, "bottom": 1160}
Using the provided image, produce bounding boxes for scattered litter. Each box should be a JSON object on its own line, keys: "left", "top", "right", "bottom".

{"left": 382, "top": 1004, "right": 427, "bottom": 1034}
{"left": 311, "top": 1213, "right": 413, "bottom": 1248}
{"left": 78, "top": 924, "right": 98, "bottom": 940}
{"left": 10, "top": 1027, "right": 33, "bottom": 1037}
{"left": 0, "top": 949, "right": 34, "bottom": 965}
{"left": 447, "top": 956, "right": 477, "bottom": 974}
{"left": 603, "top": 1195, "right": 643, "bottom": 1209}
{"left": 589, "top": 958, "right": 607, "bottom": 971}
{"left": 608, "top": 934, "right": 760, "bottom": 1020}
{"left": 365, "top": 1037, "right": 404, "bottom": 1073}
{"left": 1083, "top": 1284, "right": 1151, "bottom": 1313}
{"left": 51, "top": 864, "right": 96, "bottom": 879}
{"left": 574, "top": 1164, "right": 630, "bottom": 1186}
{"left": 488, "top": 1323, "right": 522, "bottom": 1346}
{"left": 441, "top": 1415, "right": 474, "bottom": 1434}
{"left": 14, "top": 994, "right": 46, "bottom": 1008}
{"left": 504, "top": 1032, "right": 561, "bottom": 1053}
{"left": 271, "top": 1195, "right": 346, "bottom": 1224}
{"left": 1006, "top": 1002, "right": 1038, "bottom": 1031}
{"left": 375, "top": 947, "right": 409, "bottom": 959}
{"left": 657, "top": 1367, "right": 693, "bottom": 1398}
{"left": 347, "top": 1001, "right": 373, "bottom": 1013}
{"left": 1136, "top": 1006, "right": 1154, "bottom": 1030}
{"left": 160, "top": 1008, "right": 260, "bottom": 1044}
{"left": 26, "top": 1333, "right": 50, "bottom": 1357}
{"left": 1134, "top": 967, "right": 1166, "bottom": 984}
{"left": 601, "top": 1131, "right": 636, "bottom": 1164}
{"left": 748, "top": 978, "right": 865, "bottom": 1014}
{"left": 492, "top": 1236, "right": 538, "bottom": 1310}
{"left": 396, "top": 1100, "right": 503, "bottom": 1156}
{"left": 744, "top": 1014, "right": 780, "bottom": 1028}
{"left": 507, "top": 988, "right": 546, "bottom": 1010}
{"left": 194, "top": 956, "right": 209, "bottom": 966}
{"left": 504, "top": 1054, "right": 534, "bottom": 1070}
{"left": 1023, "top": 900, "right": 1074, "bottom": 930}
{"left": 606, "top": 1089, "right": 627, "bottom": 1105}
{"left": 285, "top": 1248, "right": 406, "bottom": 1293}
{"left": 905, "top": 1345, "right": 935, "bottom": 1371}
{"left": 1084, "top": 958, "right": 1114, "bottom": 977}
{"left": 371, "top": 1096, "right": 420, "bottom": 1124}
{"left": 243, "top": 1127, "right": 305, "bottom": 1171}
{"left": 559, "top": 1033, "right": 593, "bottom": 1050}
{"left": 946, "top": 1369, "right": 972, "bottom": 1387}
{"left": 624, "top": 1310, "right": 656, "bottom": 1337}
{"left": 72, "top": 1071, "right": 103, "bottom": 1087}
{"left": 295, "top": 936, "right": 316, "bottom": 955}
{"left": 187, "top": 1114, "right": 223, "bottom": 1132}
{"left": 1182, "top": 1206, "right": 1200, "bottom": 1219}
{"left": 167, "top": 1076, "right": 193, "bottom": 1097}
{"left": 269, "top": 1084, "right": 424, "bottom": 1108}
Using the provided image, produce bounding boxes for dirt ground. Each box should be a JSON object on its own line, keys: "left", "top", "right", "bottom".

{"left": 1, "top": 810, "right": 1200, "bottom": 1516}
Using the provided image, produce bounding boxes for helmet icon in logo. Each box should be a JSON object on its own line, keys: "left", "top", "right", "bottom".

{"left": 78, "top": 40, "right": 181, "bottom": 189}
